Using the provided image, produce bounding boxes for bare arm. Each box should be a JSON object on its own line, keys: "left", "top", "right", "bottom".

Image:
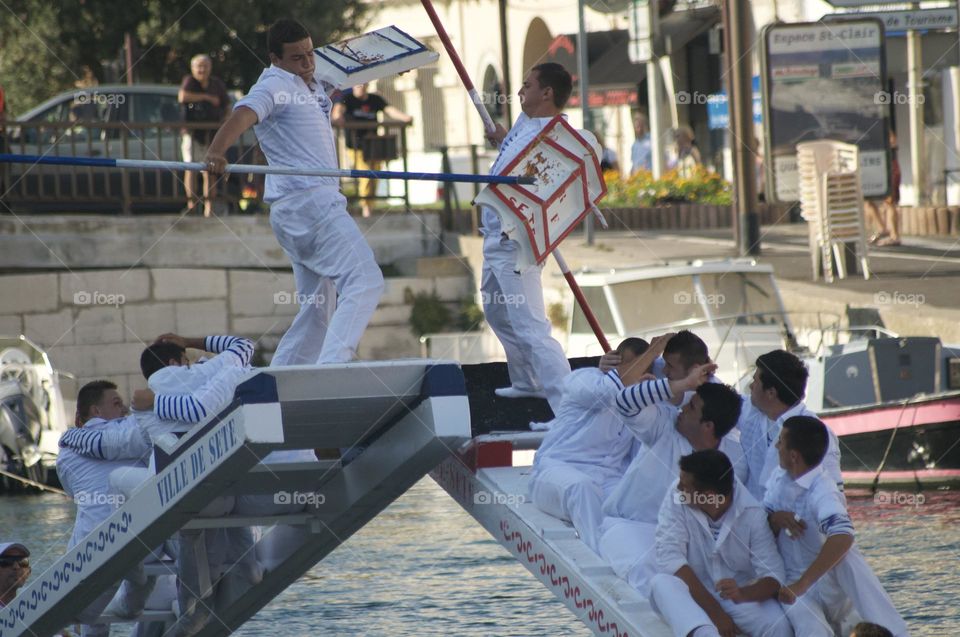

{"left": 779, "top": 534, "right": 853, "bottom": 603}
{"left": 716, "top": 576, "right": 781, "bottom": 604}
{"left": 178, "top": 89, "right": 220, "bottom": 107}
{"left": 205, "top": 106, "right": 258, "bottom": 173}
{"left": 383, "top": 105, "right": 412, "bottom": 123}
{"left": 674, "top": 565, "right": 740, "bottom": 637}
{"left": 330, "top": 102, "right": 346, "bottom": 127}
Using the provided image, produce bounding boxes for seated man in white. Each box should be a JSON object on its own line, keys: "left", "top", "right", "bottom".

{"left": 598, "top": 378, "right": 745, "bottom": 595}
{"left": 57, "top": 380, "right": 155, "bottom": 637}
{"left": 738, "top": 349, "right": 842, "bottom": 501}
{"left": 766, "top": 416, "right": 908, "bottom": 637}
{"left": 134, "top": 333, "right": 261, "bottom": 637}
{"left": 651, "top": 449, "right": 791, "bottom": 637}
{"left": 529, "top": 336, "right": 659, "bottom": 551}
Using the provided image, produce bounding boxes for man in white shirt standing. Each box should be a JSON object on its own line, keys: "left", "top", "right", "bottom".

{"left": 651, "top": 449, "right": 791, "bottom": 637}
{"left": 738, "top": 350, "right": 843, "bottom": 501}
{"left": 480, "top": 63, "right": 578, "bottom": 413}
{"left": 206, "top": 18, "right": 384, "bottom": 365}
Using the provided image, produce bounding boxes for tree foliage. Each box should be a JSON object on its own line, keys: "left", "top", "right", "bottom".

{"left": 0, "top": 0, "right": 369, "bottom": 115}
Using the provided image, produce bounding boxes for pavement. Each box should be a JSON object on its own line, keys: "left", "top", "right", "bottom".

{"left": 525, "top": 222, "right": 960, "bottom": 342}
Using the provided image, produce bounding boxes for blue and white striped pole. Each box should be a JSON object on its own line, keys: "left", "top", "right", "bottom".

{"left": 0, "top": 154, "right": 535, "bottom": 185}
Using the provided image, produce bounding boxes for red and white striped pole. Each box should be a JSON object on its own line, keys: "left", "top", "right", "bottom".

{"left": 419, "top": 0, "right": 611, "bottom": 353}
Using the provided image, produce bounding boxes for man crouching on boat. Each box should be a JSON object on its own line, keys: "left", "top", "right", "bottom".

{"left": 528, "top": 336, "right": 657, "bottom": 551}
{"left": 597, "top": 331, "right": 745, "bottom": 595}
{"left": 57, "top": 380, "right": 157, "bottom": 636}
{"left": 650, "top": 450, "right": 791, "bottom": 637}
{"left": 132, "top": 334, "right": 262, "bottom": 637}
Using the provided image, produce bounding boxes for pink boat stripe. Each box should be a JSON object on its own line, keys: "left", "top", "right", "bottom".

{"left": 823, "top": 398, "right": 960, "bottom": 437}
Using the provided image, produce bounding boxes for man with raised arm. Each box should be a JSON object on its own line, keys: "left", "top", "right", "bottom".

{"left": 480, "top": 63, "right": 594, "bottom": 414}
{"left": 205, "top": 18, "right": 383, "bottom": 365}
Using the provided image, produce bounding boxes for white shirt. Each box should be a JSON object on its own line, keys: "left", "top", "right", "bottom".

{"left": 737, "top": 399, "right": 843, "bottom": 500}
{"left": 656, "top": 478, "right": 786, "bottom": 590}
{"left": 236, "top": 65, "right": 339, "bottom": 202}
{"left": 481, "top": 113, "right": 558, "bottom": 237}
{"left": 532, "top": 368, "right": 635, "bottom": 483}
{"left": 56, "top": 416, "right": 151, "bottom": 547}
{"left": 762, "top": 465, "right": 854, "bottom": 582}
{"left": 143, "top": 336, "right": 254, "bottom": 439}
{"left": 602, "top": 402, "right": 747, "bottom": 522}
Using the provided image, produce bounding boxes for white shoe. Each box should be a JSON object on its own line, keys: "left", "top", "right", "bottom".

{"left": 529, "top": 420, "right": 553, "bottom": 432}
{"left": 494, "top": 386, "right": 546, "bottom": 399}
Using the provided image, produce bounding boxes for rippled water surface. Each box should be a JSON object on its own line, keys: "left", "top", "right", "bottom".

{"left": 3, "top": 480, "right": 957, "bottom": 635}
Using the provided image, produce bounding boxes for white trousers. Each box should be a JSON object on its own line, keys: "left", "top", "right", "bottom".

{"left": 270, "top": 187, "right": 384, "bottom": 364}
{"left": 783, "top": 547, "right": 908, "bottom": 637}
{"left": 530, "top": 465, "right": 618, "bottom": 552}
{"left": 597, "top": 516, "right": 658, "bottom": 595}
{"left": 650, "top": 573, "right": 793, "bottom": 637}
{"left": 481, "top": 235, "right": 570, "bottom": 412}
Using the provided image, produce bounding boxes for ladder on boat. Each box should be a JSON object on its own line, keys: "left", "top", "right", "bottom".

{"left": 1, "top": 360, "right": 471, "bottom": 637}
{"left": 432, "top": 434, "right": 672, "bottom": 637}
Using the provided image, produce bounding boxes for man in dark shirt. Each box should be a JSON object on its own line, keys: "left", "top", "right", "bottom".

{"left": 178, "top": 54, "right": 230, "bottom": 216}
{"left": 331, "top": 82, "right": 411, "bottom": 217}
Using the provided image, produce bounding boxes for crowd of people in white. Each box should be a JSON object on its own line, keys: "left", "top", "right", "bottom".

{"left": 528, "top": 330, "right": 909, "bottom": 637}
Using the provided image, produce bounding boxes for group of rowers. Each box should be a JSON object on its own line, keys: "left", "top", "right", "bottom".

{"left": 527, "top": 330, "right": 909, "bottom": 637}
{"left": 52, "top": 333, "right": 298, "bottom": 637}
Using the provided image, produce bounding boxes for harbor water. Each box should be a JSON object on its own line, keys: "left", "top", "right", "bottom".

{"left": 2, "top": 478, "right": 957, "bottom": 635}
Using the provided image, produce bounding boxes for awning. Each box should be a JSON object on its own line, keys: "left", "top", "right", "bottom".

{"left": 542, "top": 30, "right": 645, "bottom": 107}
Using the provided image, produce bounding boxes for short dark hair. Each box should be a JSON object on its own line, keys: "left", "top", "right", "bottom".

{"left": 76, "top": 380, "right": 117, "bottom": 424}
{"left": 268, "top": 19, "right": 311, "bottom": 59}
{"left": 140, "top": 342, "right": 186, "bottom": 380}
{"left": 697, "top": 382, "right": 742, "bottom": 439}
{"left": 664, "top": 330, "right": 709, "bottom": 370}
{"left": 531, "top": 63, "right": 572, "bottom": 108}
{"left": 782, "top": 415, "right": 829, "bottom": 468}
{"left": 679, "top": 449, "right": 734, "bottom": 497}
{"left": 616, "top": 337, "right": 649, "bottom": 358}
{"left": 756, "top": 350, "right": 808, "bottom": 406}
{"left": 851, "top": 622, "right": 894, "bottom": 637}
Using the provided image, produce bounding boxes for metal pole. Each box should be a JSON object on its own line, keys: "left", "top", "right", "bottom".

{"left": 578, "top": 0, "right": 595, "bottom": 245}
{"left": 907, "top": 21, "right": 926, "bottom": 205}
{"left": 644, "top": 0, "right": 663, "bottom": 178}
{"left": 726, "top": 0, "right": 759, "bottom": 255}
{"left": 498, "top": 0, "right": 513, "bottom": 125}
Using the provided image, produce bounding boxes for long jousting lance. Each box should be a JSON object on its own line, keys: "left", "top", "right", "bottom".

{"left": 0, "top": 154, "right": 536, "bottom": 185}
{"left": 418, "top": 0, "right": 611, "bottom": 352}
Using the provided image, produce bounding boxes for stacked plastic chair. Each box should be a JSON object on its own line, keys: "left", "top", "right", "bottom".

{"left": 796, "top": 140, "right": 870, "bottom": 282}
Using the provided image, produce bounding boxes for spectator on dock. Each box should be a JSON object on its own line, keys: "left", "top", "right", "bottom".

{"left": 179, "top": 54, "right": 230, "bottom": 217}
{"left": 0, "top": 543, "right": 30, "bottom": 608}
{"left": 865, "top": 130, "right": 901, "bottom": 248}
{"left": 630, "top": 112, "right": 651, "bottom": 174}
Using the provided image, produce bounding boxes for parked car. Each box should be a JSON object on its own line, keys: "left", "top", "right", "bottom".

{"left": 2, "top": 85, "right": 259, "bottom": 212}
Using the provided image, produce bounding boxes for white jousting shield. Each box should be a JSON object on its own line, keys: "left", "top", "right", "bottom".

{"left": 314, "top": 26, "right": 440, "bottom": 89}
{"left": 474, "top": 116, "right": 607, "bottom": 271}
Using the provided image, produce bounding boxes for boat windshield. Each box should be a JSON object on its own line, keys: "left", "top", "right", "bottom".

{"left": 698, "top": 272, "right": 785, "bottom": 325}
{"left": 610, "top": 275, "right": 706, "bottom": 333}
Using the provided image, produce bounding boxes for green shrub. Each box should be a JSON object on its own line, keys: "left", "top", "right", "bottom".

{"left": 458, "top": 297, "right": 485, "bottom": 331}
{"left": 407, "top": 288, "right": 452, "bottom": 336}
